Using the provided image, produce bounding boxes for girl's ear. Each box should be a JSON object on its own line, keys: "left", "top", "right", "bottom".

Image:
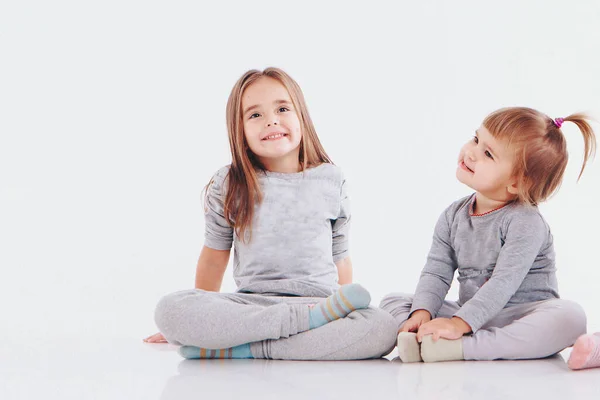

{"left": 506, "top": 177, "right": 520, "bottom": 195}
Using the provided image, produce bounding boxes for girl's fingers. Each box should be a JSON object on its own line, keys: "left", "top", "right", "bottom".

{"left": 401, "top": 320, "right": 416, "bottom": 333}
{"left": 417, "top": 328, "right": 427, "bottom": 342}
{"left": 144, "top": 333, "right": 165, "bottom": 343}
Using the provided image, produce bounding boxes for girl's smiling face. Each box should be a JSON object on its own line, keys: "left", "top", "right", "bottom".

{"left": 241, "top": 76, "right": 302, "bottom": 168}
{"left": 456, "top": 125, "right": 519, "bottom": 201}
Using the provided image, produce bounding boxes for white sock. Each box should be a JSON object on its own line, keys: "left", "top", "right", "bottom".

{"left": 420, "top": 335, "right": 464, "bottom": 362}
{"left": 397, "top": 332, "right": 422, "bottom": 363}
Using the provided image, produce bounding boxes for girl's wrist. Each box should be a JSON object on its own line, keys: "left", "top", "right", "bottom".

{"left": 451, "top": 316, "right": 472, "bottom": 334}
{"left": 412, "top": 309, "right": 432, "bottom": 320}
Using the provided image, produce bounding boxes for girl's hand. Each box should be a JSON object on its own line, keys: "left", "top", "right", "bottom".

{"left": 400, "top": 309, "right": 432, "bottom": 333}
{"left": 144, "top": 332, "right": 167, "bottom": 343}
{"left": 416, "top": 317, "right": 471, "bottom": 342}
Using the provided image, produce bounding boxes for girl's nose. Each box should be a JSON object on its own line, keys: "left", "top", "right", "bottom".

{"left": 266, "top": 116, "right": 279, "bottom": 127}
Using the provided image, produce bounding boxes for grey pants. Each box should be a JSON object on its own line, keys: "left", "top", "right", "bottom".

{"left": 379, "top": 293, "right": 587, "bottom": 361}
{"left": 155, "top": 289, "right": 398, "bottom": 360}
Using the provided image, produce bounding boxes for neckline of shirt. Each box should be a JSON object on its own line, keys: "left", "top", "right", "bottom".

{"left": 259, "top": 163, "right": 330, "bottom": 180}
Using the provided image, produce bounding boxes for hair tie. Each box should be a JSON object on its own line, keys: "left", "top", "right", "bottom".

{"left": 554, "top": 117, "right": 564, "bottom": 128}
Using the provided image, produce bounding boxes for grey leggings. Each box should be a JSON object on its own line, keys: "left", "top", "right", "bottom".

{"left": 155, "top": 289, "right": 398, "bottom": 360}
{"left": 380, "top": 293, "right": 587, "bottom": 360}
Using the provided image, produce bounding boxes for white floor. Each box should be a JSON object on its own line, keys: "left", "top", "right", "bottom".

{"left": 2, "top": 336, "right": 599, "bottom": 400}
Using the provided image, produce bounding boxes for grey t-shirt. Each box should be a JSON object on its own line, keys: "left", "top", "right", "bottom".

{"left": 411, "top": 194, "right": 559, "bottom": 332}
{"left": 204, "top": 163, "right": 350, "bottom": 298}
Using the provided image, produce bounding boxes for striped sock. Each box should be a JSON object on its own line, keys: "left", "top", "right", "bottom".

{"left": 178, "top": 343, "right": 253, "bottom": 359}
{"left": 308, "top": 283, "right": 371, "bottom": 329}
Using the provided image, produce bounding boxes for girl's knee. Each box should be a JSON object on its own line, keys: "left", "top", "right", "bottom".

{"left": 379, "top": 292, "right": 414, "bottom": 311}
{"left": 154, "top": 289, "right": 209, "bottom": 337}
{"left": 360, "top": 307, "right": 399, "bottom": 357}
{"left": 543, "top": 299, "right": 587, "bottom": 336}
{"left": 154, "top": 292, "right": 180, "bottom": 335}
{"left": 558, "top": 299, "right": 587, "bottom": 334}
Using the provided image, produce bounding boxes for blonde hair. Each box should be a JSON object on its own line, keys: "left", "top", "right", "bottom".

{"left": 483, "top": 107, "right": 596, "bottom": 205}
{"left": 212, "top": 67, "right": 332, "bottom": 241}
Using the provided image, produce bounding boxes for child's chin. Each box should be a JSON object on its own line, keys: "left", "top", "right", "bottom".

{"left": 455, "top": 171, "right": 470, "bottom": 185}
{"left": 457, "top": 178, "right": 477, "bottom": 192}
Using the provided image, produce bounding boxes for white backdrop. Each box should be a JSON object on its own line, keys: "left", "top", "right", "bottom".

{"left": 1, "top": 0, "right": 599, "bottom": 343}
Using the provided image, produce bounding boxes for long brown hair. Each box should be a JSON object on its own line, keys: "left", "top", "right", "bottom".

{"left": 212, "top": 67, "right": 332, "bottom": 241}
{"left": 483, "top": 107, "right": 596, "bottom": 205}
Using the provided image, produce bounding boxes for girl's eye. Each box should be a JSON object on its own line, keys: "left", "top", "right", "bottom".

{"left": 278, "top": 107, "right": 289, "bottom": 113}
{"left": 249, "top": 113, "right": 260, "bottom": 119}
{"left": 485, "top": 150, "right": 494, "bottom": 159}
{"left": 473, "top": 136, "right": 479, "bottom": 144}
